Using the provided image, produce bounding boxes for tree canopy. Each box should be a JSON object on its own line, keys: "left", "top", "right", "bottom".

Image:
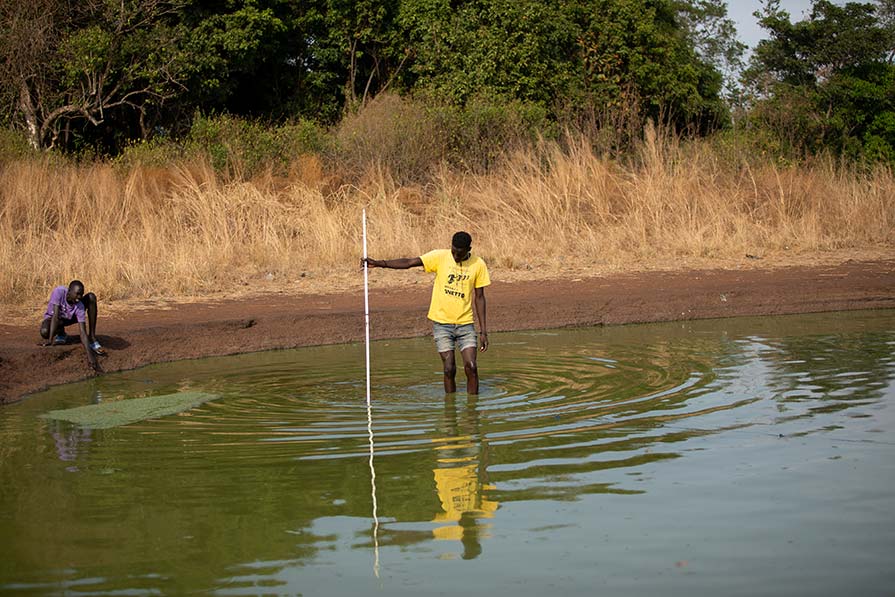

{"left": 744, "top": 0, "right": 895, "bottom": 161}
{"left": 1, "top": 0, "right": 746, "bottom": 153}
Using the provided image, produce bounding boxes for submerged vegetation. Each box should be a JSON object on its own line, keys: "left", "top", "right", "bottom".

{"left": 40, "top": 392, "right": 219, "bottom": 429}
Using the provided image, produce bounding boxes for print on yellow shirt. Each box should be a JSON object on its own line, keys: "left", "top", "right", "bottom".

{"left": 420, "top": 249, "right": 491, "bottom": 325}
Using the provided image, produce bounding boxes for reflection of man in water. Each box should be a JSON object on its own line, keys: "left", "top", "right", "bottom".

{"left": 50, "top": 389, "right": 101, "bottom": 469}
{"left": 52, "top": 425, "right": 92, "bottom": 462}
{"left": 49, "top": 422, "right": 93, "bottom": 473}
{"left": 431, "top": 394, "right": 497, "bottom": 559}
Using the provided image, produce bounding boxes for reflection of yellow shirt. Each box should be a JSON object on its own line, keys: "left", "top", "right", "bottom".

{"left": 432, "top": 464, "right": 498, "bottom": 541}
{"left": 433, "top": 465, "right": 498, "bottom": 521}
{"left": 420, "top": 250, "right": 491, "bottom": 325}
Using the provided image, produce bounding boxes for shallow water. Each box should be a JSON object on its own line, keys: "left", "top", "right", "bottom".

{"left": 1, "top": 311, "right": 894, "bottom": 596}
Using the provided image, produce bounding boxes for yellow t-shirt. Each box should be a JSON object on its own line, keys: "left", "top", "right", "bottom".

{"left": 420, "top": 249, "right": 491, "bottom": 325}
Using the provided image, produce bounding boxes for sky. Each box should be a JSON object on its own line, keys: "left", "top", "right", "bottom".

{"left": 726, "top": 0, "right": 816, "bottom": 49}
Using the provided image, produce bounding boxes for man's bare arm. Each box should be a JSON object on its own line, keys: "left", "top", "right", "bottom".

{"left": 363, "top": 257, "right": 424, "bottom": 269}
{"left": 78, "top": 321, "right": 101, "bottom": 372}
{"left": 475, "top": 287, "right": 488, "bottom": 352}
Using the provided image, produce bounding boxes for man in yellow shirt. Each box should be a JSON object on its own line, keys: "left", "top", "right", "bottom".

{"left": 364, "top": 231, "right": 490, "bottom": 394}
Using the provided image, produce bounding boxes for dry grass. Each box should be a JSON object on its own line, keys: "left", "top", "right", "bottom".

{"left": 1, "top": 125, "right": 893, "bottom": 309}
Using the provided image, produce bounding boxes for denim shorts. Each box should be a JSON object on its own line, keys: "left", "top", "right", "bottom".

{"left": 432, "top": 323, "right": 478, "bottom": 353}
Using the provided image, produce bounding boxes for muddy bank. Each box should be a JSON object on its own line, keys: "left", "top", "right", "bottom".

{"left": 1, "top": 259, "right": 893, "bottom": 404}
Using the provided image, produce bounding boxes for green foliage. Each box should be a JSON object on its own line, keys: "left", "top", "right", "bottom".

{"left": 117, "top": 113, "right": 333, "bottom": 178}
{"left": 671, "top": 0, "right": 747, "bottom": 100}
{"left": 573, "top": 0, "right": 726, "bottom": 128}
{"left": 181, "top": 3, "right": 289, "bottom": 99}
{"left": 864, "top": 111, "right": 895, "bottom": 162}
{"left": 115, "top": 135, "right": 186, "bottom": 169}
{"left": 400, "top": 0, "right": 729, "bottom": 131}
{"left": 432, "top": 96, "right": 553, "bottom": 170}
{"left": 0, "top": 0, "right": 187, "bottom": 151}
{"left": 3, "top": 0, "right": 740, "bottom": 154}
{"left": 744, "top": 0, "right": 895, "bottom": 163}
{"left": 317, "top": 0, "right": 406, "bottom": 109}
{"left": 673, "top": 0, "right": 746, "bottom": 72}
{"left": 749, "top": 0, "right": 892, "bottom": 85}
{"left": 0, "top": 128, "right": 37, "bottom": 162}
{"left": 400, "top": 0, "right": 576, "bottom": 105}
{"left": 333, "top": 92, "right": 552, "bottom": 181}
{"left": 59, "top": 26, "right": 112, "bottom": 85}
{"left": 189, "top": 113, "right": 332, "bottom": 177}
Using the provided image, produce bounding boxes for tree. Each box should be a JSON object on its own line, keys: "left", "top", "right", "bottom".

{"left": 399, "top": 0, "right": 576, "bottom": 105}
{"left": 0, "top": 0, "right": 185, "bottom": 150}
{"left": 176, "top": 1, "right": 322, "bottom": 120}
{"left": 744, "top": 0, "right": 895, "bottom": 160}
{"left": 0, "top": 0, "right": 738, "bottom": 153}
{"left": 671, "top": 0, "right": 746, "bottom": 97}
{"left": 324, "top": 0, "right": 409, "bottom": 109}
{"left": 399, "top": 0, "right": 728, "bottom": 131}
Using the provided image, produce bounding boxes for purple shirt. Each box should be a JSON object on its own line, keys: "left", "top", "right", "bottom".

{"left": 44, "top": 286, "right": 86, "bottom": 323}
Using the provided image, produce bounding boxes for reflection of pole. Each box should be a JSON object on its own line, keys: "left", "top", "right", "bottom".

{"left": 362, "top": 208, "right": 380, "bottom": 577}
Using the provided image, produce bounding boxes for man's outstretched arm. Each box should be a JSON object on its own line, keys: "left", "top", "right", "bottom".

{"left": 363, "top": 257, "right": 423, "bottom": 269}
{"left": 78, "top": 321, "right": 102, "bottom": 372}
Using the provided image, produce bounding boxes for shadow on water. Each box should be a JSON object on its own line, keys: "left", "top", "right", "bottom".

{"left": 1, "top": 310, "right": 894, "bottom": 595}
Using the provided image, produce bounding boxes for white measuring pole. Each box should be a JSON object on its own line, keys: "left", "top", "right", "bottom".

{"left": 363, "top": 215, "right": 372, "bottom": 403}
{"left": 362, "top": 208, "right": 380, "bottom": 577}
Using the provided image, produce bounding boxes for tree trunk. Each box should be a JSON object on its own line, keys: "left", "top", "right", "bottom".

{"left": 18, "top": 81, "right": 41, "bottom": 150}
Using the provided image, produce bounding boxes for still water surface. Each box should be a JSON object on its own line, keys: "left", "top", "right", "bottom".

{"left": 1, "top": 311, "right": 894, "bottom": 595}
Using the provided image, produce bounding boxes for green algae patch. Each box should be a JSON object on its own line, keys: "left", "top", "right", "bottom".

{"left": 40, "top": 392, "right": 219, "bottom": 429}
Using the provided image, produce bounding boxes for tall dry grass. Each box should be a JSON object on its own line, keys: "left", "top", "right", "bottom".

{"left": 1, "top": 123, "right": 893, "bottom": 306}
{"left": 464, "top": 125, "right": 894, "bottom": 268}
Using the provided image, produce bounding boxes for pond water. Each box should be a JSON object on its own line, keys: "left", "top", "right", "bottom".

{"left": 1, "top": 311, "right": 894, "bottom": 596}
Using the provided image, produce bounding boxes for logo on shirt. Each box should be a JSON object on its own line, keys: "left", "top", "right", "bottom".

{"left": 447, "top": 273, "right": 470, "bottom": 285}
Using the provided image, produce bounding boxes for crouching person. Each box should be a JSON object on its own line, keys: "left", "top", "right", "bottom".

{"left": 40, "top": 280, "right": 105, "bottom": 372}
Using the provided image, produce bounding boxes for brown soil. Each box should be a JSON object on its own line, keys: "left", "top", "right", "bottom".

{"left": 2, "top": 259, "right": 893, "bottom": 404}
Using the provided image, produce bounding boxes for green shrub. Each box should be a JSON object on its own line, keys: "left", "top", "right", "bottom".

{"left": 277, "top": 119, "right": 334, "bottom": 156}
{"left": 332, "top": 93, "right": 554, "bottom": 183}
{"left": 862, "top": 111, "right": 895, "bottom": 164}
{"left": 184, "top": 113, "right": 333, "bottom": 178}
{"left": 116, "top": 136, "right": 186, "bottom": 169}
{"left": 333, "top": 93, "right": 445, "bottom": 183}
{"left": 433, "top": 97, "right": 553, "bottom": 171}
{"left": 0, "top": 128, "right": 37, "bottom": 162}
